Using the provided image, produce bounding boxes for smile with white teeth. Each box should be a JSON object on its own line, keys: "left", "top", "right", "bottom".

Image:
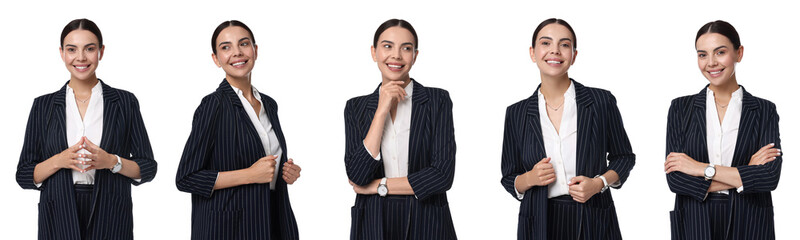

{"left": 546, "top": 60, "right": 563, "bottom": 64}
{"left": 709, "top": 69, "right": 723, "bottom": 75}
{"left": 388, "top": 64, "right": 403, "bottom": 68}
{"left": 75, "top": 65, "right": 88, "bottom": 70}
{"left": 232, "top": 61, "right": 246, "bottom": 66}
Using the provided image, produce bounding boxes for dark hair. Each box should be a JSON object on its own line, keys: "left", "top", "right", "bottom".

{"left": 60, "top": 18, "right": 103, "bottom": 47}
{"left": 373, "top": 19, "right": 418, "bottom": 50}
{"left": 531, "top": 18, "right": 576, "bottom": 50}
{"left": 211, "top": 20, "right": 256, "bottom": 54}
{"left": 695, "top": 20, "right": 741, "bottom": 49}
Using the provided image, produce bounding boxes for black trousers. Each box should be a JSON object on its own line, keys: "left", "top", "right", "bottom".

{"left": 706, "top": 193, "right": 731, "bottom": 240}
{"left": 383, "top": 195, "right": 412, "bottom": 240}
{"left": 74, "top": 184, "right": 94, "bottom": 240}
{"left": 547, "top": 195, "right": 580, "bottom": 240}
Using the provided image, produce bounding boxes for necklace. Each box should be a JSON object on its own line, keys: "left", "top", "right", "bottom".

{"left": 76, "top": 95, "right": 90, "bottom": 104}
{"left": 714, "top": 99, "right": 728, "bottom": 108}
{"left": 546, "top": 99, "right": 565, "bottom": 111}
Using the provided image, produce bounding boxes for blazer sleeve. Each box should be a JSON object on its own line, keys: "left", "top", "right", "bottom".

{"left": 176, "top": 96, "right": 221, "bottom": 198}
{"left": 665, "top": 98, "right": 711, "bottom": 201}
{"left": 407, "top": 91, "right": 457, "bottom": 200}
{"left": 736, "top": 103, "right": 782, "bottom": 194}
{"left": 343, "top": 99, "right": 383, "bottom": 186}
{"left": 16, "top": 98, "right": 46, "bottom": 190}
{"left": 604, "top": 93, "right": 636, "bottom": 188}
{"left": 500, "top": 104, "right": 526, "bottom": 200}
{"left": 127, "top": 94, "right": 157, "bottom": 185}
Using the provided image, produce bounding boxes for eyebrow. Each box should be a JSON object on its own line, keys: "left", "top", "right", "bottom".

{"left": 538, "top": 36, "right": 572, "bottom": 42}
{"left": 697, "top": 46, "right": 728, "bottom": 53}
{"left": 64, "top": 43, "right": 97, "bottom": 48}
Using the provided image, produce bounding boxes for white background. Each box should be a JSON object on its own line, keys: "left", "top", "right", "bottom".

{"left": 1, "top": 0, "right": 797, "bottom": 239}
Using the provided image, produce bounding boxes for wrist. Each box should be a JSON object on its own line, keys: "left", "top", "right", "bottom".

{"left": 525, "top": 171, "right": 536, "bottom": 187}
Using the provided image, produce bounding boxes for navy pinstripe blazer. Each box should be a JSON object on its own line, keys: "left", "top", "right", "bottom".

{"left": 666, "top": 85, "right": 781, "bottom": 240}
{"left": 344, "top": 79, "right": 457, "bottom": 239}
{"left": 500, "top": 80, "right": 635, "bottom": 240}
{"left": 176, "top": 79, "right": 298, "bottom": 240}
{"left": 16, "top": 80, "right": 157, "bottom": 240}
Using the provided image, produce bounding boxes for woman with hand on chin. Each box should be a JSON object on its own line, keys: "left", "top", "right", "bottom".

{"left": 345, "top": 19, "right": 457, "bottom": 240}
{"left": 16, "top": 18, "right": 157, "bottom": 240}
{"left": 665, "top": 20, "right": 782, "bottom": 240}
{"left": 176, "top": 20, "right": 300, "bottom": 239}
{"left": 500, "top": 18, "right": 635, "bottom": 240}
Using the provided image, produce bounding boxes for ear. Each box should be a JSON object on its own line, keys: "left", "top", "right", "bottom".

{"left": 736, "top": 45, "right": 743, "bottom": 63}
{"left": 59, "top": 47, "right": 66, "bottom": 63}
{"left": 371, "top": 45, "right": 377, "bottom": 62}
{"left": 98, "top": 45, "right": 105, "bottom": 61}
{"left": 529, "top": 46, "right": 536, "bottom": 63}
{"left": 253, "top": 44, "right": 258, "bottom": 61}
{"left": 410, "top": 49, "right": 419, "bottom": 66}
{"left": 211, "top": 53, "right": 221, "bottom": 68}
{"left": 570, "top": 49, "right": 578, "bottom": 65}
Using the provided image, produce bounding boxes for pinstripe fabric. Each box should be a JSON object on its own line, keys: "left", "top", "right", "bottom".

{"left": 16, "top": 80, "right": 158, "bottom": 240}
{"left": 666, "top": 85, "right": 781, "bottom": 240}
{"left": 344, "top": 79, "right": 457, "bottom": 240}
{"left": 500, "top": 80, "right": 635, "bottom": 240}
{"left": 176, "top": 79, "right": 298, "bottom": 240}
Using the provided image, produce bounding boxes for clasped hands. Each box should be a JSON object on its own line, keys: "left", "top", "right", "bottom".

{"left": 524, "top": 157, "right": 605, "bottom": 203}
{"left": 51, "top": 136, "right": 118, "bottom": 172}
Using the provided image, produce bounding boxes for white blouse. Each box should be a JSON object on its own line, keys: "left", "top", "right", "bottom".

{"left": 365, "top": 81, "right": 414, "bottom": 179}
{"left": 232, "top": 84, "right": 283, "bottom": 190}
{"left": 67, "top": 82, "right": 104, "bottom": 185}
{"left": 706, "top": 87, "right": 743, "bottom": 194}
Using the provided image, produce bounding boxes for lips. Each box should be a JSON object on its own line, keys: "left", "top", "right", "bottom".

{"left": 386, "top": 63, "right": 405, "bottom": 72}
{"left": 544, "top": 58, "right": 564, "bottom": 66}
{"left": 230, "top": 60, "right": 248, "bottom": 68}
{"left": 707, "top": 68, "right": 724, "bottom": 77}
{"left": 74, "top": 64, "right": 91, "bottom": 72}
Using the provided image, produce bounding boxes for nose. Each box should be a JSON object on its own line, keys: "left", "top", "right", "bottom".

{"left": 77, "top": 50, "right": 87, "bottom": 61}
{"left": 549, "top": 45, "right": 561, "bottom": 55}
{"left": 708, "top": 55, "right": 719, "bottom": 67}
{"left": 233, "top": 45, "right": 244, "bottom": 57}
{"left": 391, "top": 47, "right": 402, "bottom": 60}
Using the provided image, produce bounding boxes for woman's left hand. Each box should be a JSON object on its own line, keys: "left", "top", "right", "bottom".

{"left": 664, "top": 152, "right": 706, "bottom": 177}
{"left": 282, "top": 158, "right": 301, "bottom": 184}
{"left": 349, "top": 179, "right": 379, "bottom": 195}
{"left": 568, "top": 176, "right": 603, "bottom": 203}
{"left": 82, "top": 136, "right": 117, "bottom": 171}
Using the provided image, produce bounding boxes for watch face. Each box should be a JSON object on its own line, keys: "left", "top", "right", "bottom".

{"left": 378, "top": 186, "right": 388, "bottom": 196}
{"left": 705, "top": 166, "right": 715, "bottom": 176}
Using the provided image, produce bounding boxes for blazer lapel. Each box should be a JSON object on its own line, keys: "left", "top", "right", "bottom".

{"left": 218, "top": 80, "right": 267, "bottom": 157}
{"left": 730, "top": 87, "right": 760, "bottom": 167}
{"left": 573, "top": 80, "right": 595, "bottom": 176}
{"left": 525, "top": 85, "right": 546, "bottom": 168}
{"left": 690, "top": 87, "right": 710, "bottom": 164}
{"left": 364, "top": 84, "right": 380, "bottom": 138}
{"left": 261, "top": 93, "right": 287, "bottom": 164}
{"left": 408, "top": 80, "right": 429, "bottom": 171}
{"left": 88, "top": 80, "right": 120, "bottom": 230}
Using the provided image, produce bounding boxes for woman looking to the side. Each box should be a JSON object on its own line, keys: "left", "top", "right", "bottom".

{"left": 175, "top": 20, "right": 301, "bottom": 240}
{"left": 500, "top": 18, "right": 635, "bottom": 240}
{"left": 664, "top": 20, "right": 782, "bottom": 240}
{"left": 16, "top": 18, "right": 157, "bottom": 240}
{"left": 345, "top": 19, "right": 457, "bottom": 239}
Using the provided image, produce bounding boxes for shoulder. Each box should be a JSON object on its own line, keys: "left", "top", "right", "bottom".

{"left": 345, "top": 93, "right": 373, "bottom": 111}
{"left": 669, "top": 94, "right": 695, "bottom": 109}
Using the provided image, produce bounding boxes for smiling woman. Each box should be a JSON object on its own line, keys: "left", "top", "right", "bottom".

{"left": 16, "top": 18, "right": 158, "bottom": 240}
{"left": 175, "top": 20, "right": 301, "bottom": 240}
{"left": 344, "top": 19, "right": 457, "bottom": 240}
{"left": 500, "top": 18, "right": 636, "bottom": 240}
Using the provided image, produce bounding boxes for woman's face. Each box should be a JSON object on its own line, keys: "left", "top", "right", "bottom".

{"left": 530, "top": 23, "right": 576, "bottom": 79}
{"left": 212, "top": 26, "right": 257, "bottom": 80}
{"left": 372, "top": 26, "right": 417, "bottom": 83}
{"left": 60, "top": 30, "right": 103, "bottom": 81}
{"left": 696, "top": 33, "right": 743, "bottom": 87}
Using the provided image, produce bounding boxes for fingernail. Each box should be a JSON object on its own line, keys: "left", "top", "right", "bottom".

{"left": 777, "top": 149, "right": 781, "bottom": 152}
{"left": 770, "top": 143, "right": 775, "bottom": 146}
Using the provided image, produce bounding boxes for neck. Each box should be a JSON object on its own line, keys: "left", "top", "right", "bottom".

{"left": 539, "top": 73, "right": 570, "bottom": 98}
{"left": 382, "top": 76, "right": 412, "bottom": 88}
{"left": 68, "top": 75, "right": 99, "bottom": 94}
{"left": 227, "top": 74, "right": 253, "bottom": 98}
{"left": 708, "top": 75, "right": 739, "bottom": 100}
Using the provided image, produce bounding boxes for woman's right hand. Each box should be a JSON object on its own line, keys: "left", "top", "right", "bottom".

{"left": 526, "top": 157, "right": 555, "bottom": 186}
{"left": 377, "top": 80, "right": 407, "bottom": 114}
{"left": 48, "top": 138, "right": 88, "bottom": 172}
{"left": 248, "top": 155, "right": 278, "bottom": 184}
{"left": 749, "top": 143, "right": 781, "bottom": 165}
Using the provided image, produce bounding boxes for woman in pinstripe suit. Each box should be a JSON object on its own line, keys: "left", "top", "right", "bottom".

{"left": 500, "top": 18, "right": 636, "bottom": 240}
{"left": 345, "top": 19, "right": 457, "bottom": 239}
{"left": 664, "top": 20, "right": 782, "bottom": 240}
{"left": 175, "top": 20, "right": 301, "bottom": 239}
{"left": 16, "top": 18, "right": 158, "bottom": 240}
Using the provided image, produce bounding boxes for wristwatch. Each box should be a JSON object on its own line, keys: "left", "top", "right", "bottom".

{"left": 595, "top": 175, "right": 609, "bottom": 193}
{"left": 377, "top": 177, "right": 388, "bottom": 197}
{"left": 704, "top": 163, "right": 716, "bottom": 181}
{"left": 111, "top": 154, "right": 122, "bottom": 173}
